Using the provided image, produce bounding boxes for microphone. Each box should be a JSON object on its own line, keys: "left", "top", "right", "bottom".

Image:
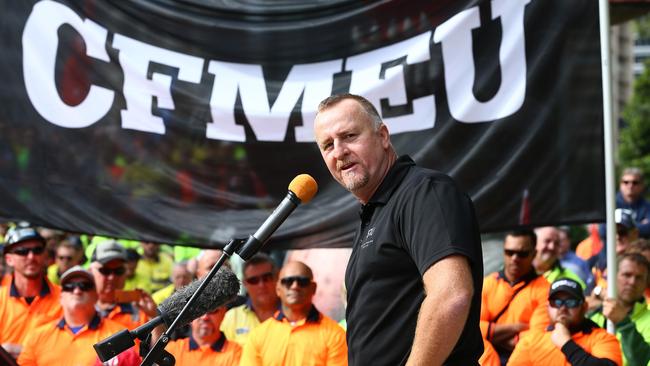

{"left": 237, "top": 174, "right": 318, "bottom": 260}
{"left": 93, "top": 266, "right": 240, "bottom": 362}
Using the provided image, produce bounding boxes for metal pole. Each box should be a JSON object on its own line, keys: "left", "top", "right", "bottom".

{"left": 598, "top": 0, "right": 617, "bottom": 334}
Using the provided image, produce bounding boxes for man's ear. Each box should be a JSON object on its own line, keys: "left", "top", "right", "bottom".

{"left": 378, "top": 123, "right": 390, "bottom": 149}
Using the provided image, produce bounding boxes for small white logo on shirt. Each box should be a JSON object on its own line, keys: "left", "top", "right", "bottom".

{"left": 362, "top": 227, "right": 375, "bottom": 248}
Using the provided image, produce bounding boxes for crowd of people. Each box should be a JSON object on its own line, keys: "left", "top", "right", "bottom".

{"left": 0, "top": 93, "right": 649, "bottom": 366}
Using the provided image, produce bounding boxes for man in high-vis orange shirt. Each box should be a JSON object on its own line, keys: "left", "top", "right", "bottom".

{"left": 0, "top": 226, "right": 62, "bottom": 360}
{"left": 240, "top": 261, "right": 347, "bottom": 366}
{"left": 508, "top": 278, "right": 622, "bottom": 366}
{"left": 17, "top": 266, "right": 139, "bottom": 365}
{"left": 480, "top": 230, "right": 550, "bottom": 362}
{"left": 166, "top": 305, "right": 241, "bottom": 365}
{"left": 90, "top": 240, "right": 156, "bottom": 330}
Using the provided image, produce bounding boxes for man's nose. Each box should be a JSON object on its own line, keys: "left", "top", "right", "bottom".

{"left": 332, "top": 141, "right": 348, "bottom": 159}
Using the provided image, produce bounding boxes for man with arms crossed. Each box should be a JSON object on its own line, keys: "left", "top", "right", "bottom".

{"left": 314, "top": 94, "right": 483, "bottom": 365}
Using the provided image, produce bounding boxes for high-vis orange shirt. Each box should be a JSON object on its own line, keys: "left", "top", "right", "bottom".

{"left": 166, "top": 332, "right": 242, "bottom": 366}
{"left": 17, "top": 313, "right": 129, "bottom": 366}
{"left": 240, "top": 307, "right": 347, "bottom": 366}
{"left": 0, "top": 276, "right": 62, "bottom": 345}
{"left": 481, "top": 270, "right": 551, "bottom": 340}
{"left": 479, "top": 338, "right": 500, "bottom": 366}
{"left": 507, "top": 321, "right": 622, "bottom": 366}
{"left": 97, "top": 302, "right": 149, "bottom": 330}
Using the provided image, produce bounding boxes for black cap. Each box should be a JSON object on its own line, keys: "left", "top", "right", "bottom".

{"left": 549, "top": 278, "right": 584, "bottom": 301}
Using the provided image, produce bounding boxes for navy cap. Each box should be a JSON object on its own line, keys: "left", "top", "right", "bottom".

{"left": 615, "top": 208, "right": 636, "bottom": 230}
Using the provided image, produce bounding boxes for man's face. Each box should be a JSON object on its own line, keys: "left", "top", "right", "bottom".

{"left": 558, "top": 230, "right": 571, "bottom": 257}
{"left": 244, "top": 262, "right": 278, "bottom": 306}
{"left": 276, "top": 263, "right": 316, "bottom": 308}
{"left": 141, "top": 242, "right": 159, "bottom": 259}
{"left": 535, "top": 227, "right": 560, "bottom": 264}
{"left": 616, "top": 225, "right": 638, "bottom": 255}
{"left": 503, "top": 235, "right": 535, "bottom": 282}
{"left": 55, "top": 246, "right": 77, "bottom": 273}
{"left": 616, "top": 258, "right": 648, "bottom": 304}
{"left": 171, "top": 266, "right": 192, "bottom": 289}
{"left": 620, "top": 173, "right": 644, "bottom": 203}
{"left": 4, "top": 239, "right": 47, "bottom": 279}
{"left": 191, "top": 306, "right": 226, "bottom": 339}
{"left": 91, "top": 259, "right": 126, "bottom": 297}
{"left": 197, "top": 250, "right": 223, "bottom": 279}
{"left": 548, "top": 292, "right": 586, "bottom": 327}
{"left": 314, "top": 99, "right": 391, "bottom": 202}
{"left": 60, "top": 275, "right": 98, "bottom": 314}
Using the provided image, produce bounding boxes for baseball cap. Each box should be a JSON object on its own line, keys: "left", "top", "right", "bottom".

{"left": 549, "top": 278, "right": 584, "bottom": 301}
{"left": 60, "top": 265, "right": 94, "bottom": 286}
{"left": 615, "top": 208, "right": 636, "bottom": 230}
{"left": 3, "top": 226, "right": 45, "bottom": 254}
{"left": 92, "top": 240, "right": 127, "bottom": 264}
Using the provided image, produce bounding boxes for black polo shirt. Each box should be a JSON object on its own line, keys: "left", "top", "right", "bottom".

{"left": 345, "top": 155, "right": 483, "bottom": 365}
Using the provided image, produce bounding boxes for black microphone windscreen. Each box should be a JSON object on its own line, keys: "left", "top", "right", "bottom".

{"left": 158, "top": 266, "right": 239, "bottom": 327}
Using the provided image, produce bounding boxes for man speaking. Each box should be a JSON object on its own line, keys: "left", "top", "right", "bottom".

{"left": 314, "top": 94, "right": 483, "bottom": 365}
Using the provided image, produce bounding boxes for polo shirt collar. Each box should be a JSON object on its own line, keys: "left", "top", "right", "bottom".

{"left": 244, "top": 297, "right": 281, "bottom": 312}
{"left": 188, "top": 331, "right": 226, "bottom": 352}
{"left": 358, "top": 155, "right": 414, "bottom": 221}
{"left": 497, "top": 268, "right": 538, "bottom": 286}
{"left": 56, "top": 312, "right": 102, "bottom": 330}
{"left": 274, "top": 305, "right": 321, "bottom": 323}
{"left": 546, "top": 319, "right": 597, "bottom": 334}
{"left": 9, "top": 275, "right": 51, "bottom": 298}
{"left": 366, "top": 155, "right": 414, "bottom": 206}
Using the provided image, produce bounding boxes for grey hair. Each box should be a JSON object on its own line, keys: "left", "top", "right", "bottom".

{"left": 317, "top": 93, "right": 383, "bottom": 130}
{"left": 622, "top": 167, "right": 644, "bottom": 181}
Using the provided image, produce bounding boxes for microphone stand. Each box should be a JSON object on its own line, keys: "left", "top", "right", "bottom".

{"left": 139, "top": 237, "right": 247, "bottom": 366}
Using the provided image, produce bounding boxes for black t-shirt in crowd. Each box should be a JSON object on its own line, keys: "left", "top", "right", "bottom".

{"left": 345, "top": 155, "right": 484, "bottom": 366}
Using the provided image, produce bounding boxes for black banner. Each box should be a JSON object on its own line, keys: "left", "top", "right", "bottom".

{"left": 0, "top": 0, "right": 605, "bottom": 249}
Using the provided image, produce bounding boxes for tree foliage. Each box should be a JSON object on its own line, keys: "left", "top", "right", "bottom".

{"left": 620, "top": 59, "right": 650, "bottom": 175}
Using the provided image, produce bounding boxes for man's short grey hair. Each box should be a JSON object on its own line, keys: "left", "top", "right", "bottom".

{"left": 317, "top": 93, "right": 383, "bottom": 130}
{"left": 622, "top": 167, "right": 644, "bottom": 181}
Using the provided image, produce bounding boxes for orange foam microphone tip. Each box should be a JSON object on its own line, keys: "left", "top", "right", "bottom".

{"left": 288, "top": 174, "right": 318, "bottom": 203}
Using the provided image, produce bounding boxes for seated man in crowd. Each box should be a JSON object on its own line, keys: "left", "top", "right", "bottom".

{"left": 135, "top": 242, "right": 173, "bottom": 294}
{"left": 0, "top": 226, "right": 62, "bottom": 359}
{"left": 558, "top": 227, "right": 594, "bottom": 294}
{"left": 588, "top": 209, "right": 641, "bottom": 310}
{"left": 221, "top": 253, "right": 280, "bottom": 345}
{"left": 480, "top": 230, "right": 551, "bottom": 363}
{"left": 152, "top": 262, "right": 193, "bottom": 305}
{"left": 90, "top": 240, "right": 156, "bottom": 330}
{"left": 508, "top": 278, "right": 622, "bottom": 366}
{"left": 47, "top": 238, "right": 84, "bottom": 285}
{"left": 589, "top": 253, "right": 650, "bottom": 366}
{"left": 534, "top": 227, "right": 585, "bottom": 288}
{"left": 17, "top": 266, "right": 139, "bottom": 365}
{"left": 241, "top": 261, "right": 347, "bottom": 366}
{"left": 165, "top": 305, "right": 241, "bottom": 365}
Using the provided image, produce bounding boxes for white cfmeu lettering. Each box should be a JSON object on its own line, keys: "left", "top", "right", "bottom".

{"left": 21, "top": 0, "right": 529, "bottom": 141}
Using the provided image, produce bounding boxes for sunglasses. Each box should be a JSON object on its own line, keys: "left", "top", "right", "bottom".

{"left": 621, "top": 180, "right": 641, "bottom": 186}
{"left": 245, "top": 272, "right": 274, "bottom": 285}
{"left": 97, "top": 266, "right": 126, "bottom": 276}
{"left": 10, "top": 246, "right": 45, "bottom": 256}
{"left": 549, "top": 298, "right": 583, "bottom": 309}
{"left": 280, "top": 276, "right": 312, "bottom": 289}
{"left": 504, "top": 249, "right": 532, "bottom": 258}
{"left": 62, "top": 281, "right": 95, "bottom": 292}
